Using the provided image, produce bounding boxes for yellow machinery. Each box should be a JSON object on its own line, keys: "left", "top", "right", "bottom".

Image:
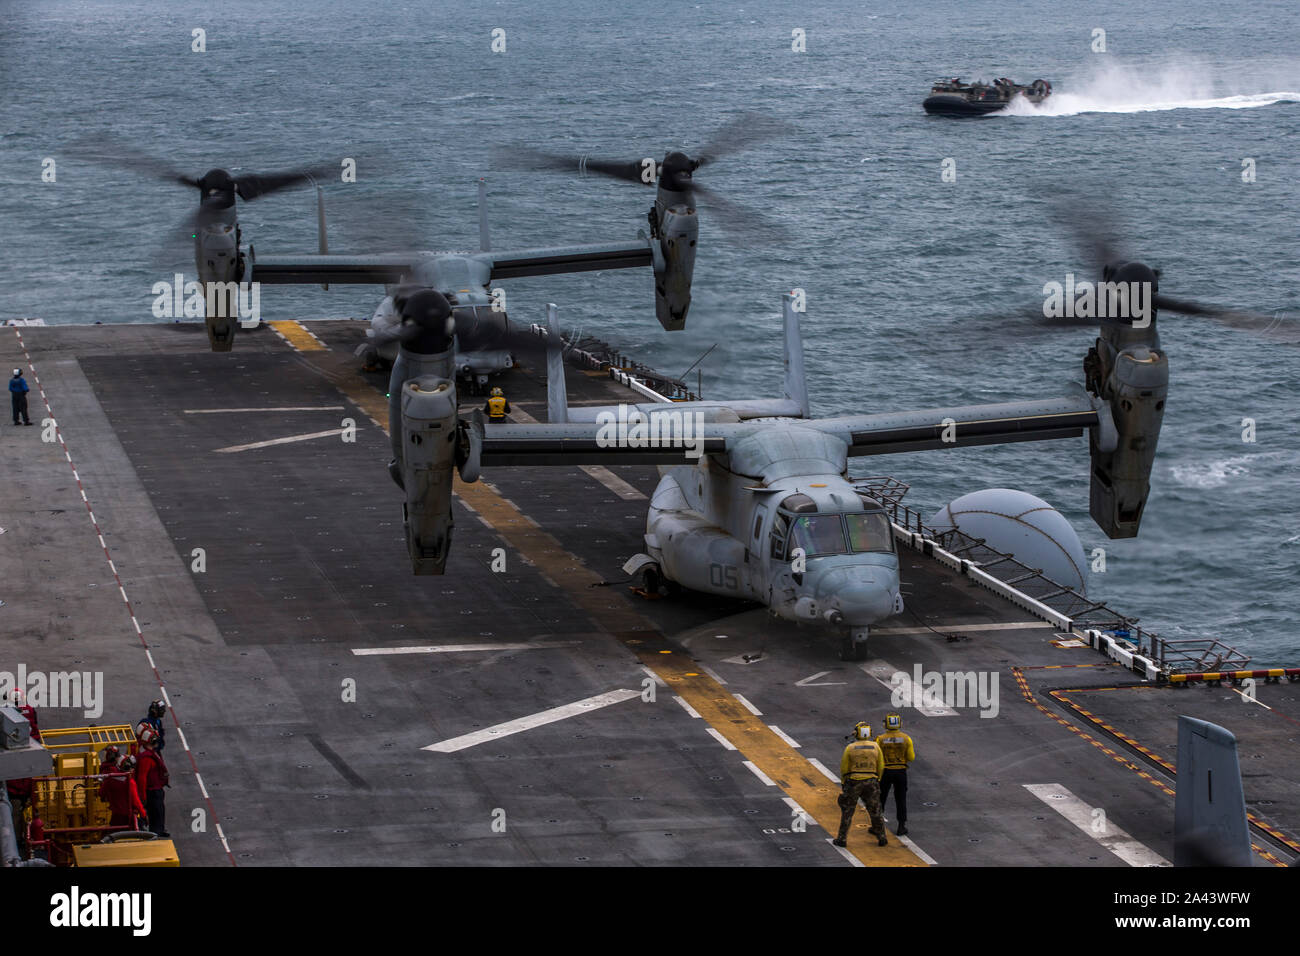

{"left": 26, "top": 725, "right": 179, "bottom": 867}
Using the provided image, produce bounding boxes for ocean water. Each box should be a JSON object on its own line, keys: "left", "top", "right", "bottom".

{"left": 2, "top": 0, "right": 1297, "bottom": 660}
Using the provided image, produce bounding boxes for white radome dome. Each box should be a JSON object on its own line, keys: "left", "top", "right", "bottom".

{"left": 930, "top": 489, "right": 1087, "bottom": 594}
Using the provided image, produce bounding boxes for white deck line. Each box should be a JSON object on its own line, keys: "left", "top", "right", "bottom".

{"left": 423, "top": 689, "right": 640, "bottom": 753}
{"left": 1024, "top": 784, "right": 1170, "bottom": 867}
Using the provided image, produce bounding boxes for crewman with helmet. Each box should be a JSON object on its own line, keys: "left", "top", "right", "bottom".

{"left": 877, "top": 713, "right": 916, "bottom": 835}
{"left": 137, "top": 699, "right": 166, "bottom": 754}
{"left": 135, "top": 727, "right": 170, "bottom": 838}
{"left": 484, "top": 386, "right": 511, "bottom": 422}
{"left": 833, "top": 721, "right": 887, "bottom": 848}
{"left": 98, "top": 744, "right": 121, "bottom": 776}
{"left": 99, "top": 754, "right": 147, "bottom": 830}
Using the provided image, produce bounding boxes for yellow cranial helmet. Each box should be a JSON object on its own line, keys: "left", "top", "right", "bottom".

{"left": 854, "top": 721, "right": 872, "bottom": 740}
{"left": 885, "top": 713, "right": 902, "bottom": 731}
{"left": 490, "top": 387, "right": 503, "bottom": 397}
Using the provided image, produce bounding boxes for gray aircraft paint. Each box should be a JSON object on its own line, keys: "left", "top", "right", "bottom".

{"left": 1174, "top": 716, "right": 1253, "bottom": 867}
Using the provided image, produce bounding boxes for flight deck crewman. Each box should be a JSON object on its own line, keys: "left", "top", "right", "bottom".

{"left": 484, "top": 386, "right": 511, "bottom": 422}
{"left": 877, "top": 712, "right": 916, "bottom": 835}
{"left": 10, "top": 368, "right": 32, "bottom": 426}
{"left": 834, "top": 721, "right": 888, "bottom": 848}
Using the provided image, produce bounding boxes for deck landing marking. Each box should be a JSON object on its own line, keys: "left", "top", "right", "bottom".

{"left": 768, "top": 725, "right": 802, "bottom": 749}
{"left": 423, "top": 689, "right": 641, "bottom": 752}
{"left": 872, "top": 621, "right": 1052, "bottom": 635}
{"left": 268, "top": 319, "right": 327, "bottom": 351}
{"left": 1024, "top": 783, "right": 1170, "bottom": 867}
{"left": 705, "top": 727, "right": 737, "bottom": 750}
{"left": 579, "top": 465, "right": 648, "bottom": 500}
{"left": 795, "top": 671, "right": 846, "bottom": 687}
{"left": 860, "top": 661, "right": 959, "bottom": 716}
{"left": 697, "top": 664, "right": 729, "bottom": 685}
{"left": 184, "top": 405, "right": 345, "bottom": 414}
{"left": 743, "top": 761, "right": 777, "bottom": 786}
{"left": 352, "top": 641, "right": 578, "bottom": 656}
{"left": 806, "top": 758, "right": 840, "bottom": 783}
{"left": 897, "top": 834, "right": 937, "bottom": 865}
{"left": 673, "top": 695, "right": 703, "bottom": 718}
{"left": 214, "top": 428, "right": 351, "bottom": 453}
{"left": 827, "top": 839, "right": 866, "bottom": 867}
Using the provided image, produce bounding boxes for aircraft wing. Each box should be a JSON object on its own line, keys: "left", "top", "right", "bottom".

{"left": 481, "top": 420, "right": 736, "bottom": 466}
{"left": 805, "top": 390, "right": 1101, "bottom": 456}
{"left": 480, "top": 389, "right": 1100, "bottom": 467}
{"left": 251, "top": 253, "right": 417, "bottom": 285}
{"left": 486, "top": 240, "right": 653, "bottom": 280}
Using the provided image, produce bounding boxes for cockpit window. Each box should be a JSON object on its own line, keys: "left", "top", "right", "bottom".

{"left": 789, "top": 515, "right": 848, "bottom": 557}
{"left": 846, "top": 512, "right": 894, "bottom": 553}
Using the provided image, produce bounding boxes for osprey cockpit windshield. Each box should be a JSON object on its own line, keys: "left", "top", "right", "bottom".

{"left": 769, "top": 493, "right": 894, "bottom": 560}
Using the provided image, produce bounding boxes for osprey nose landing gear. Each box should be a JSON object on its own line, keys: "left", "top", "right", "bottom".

{"left": 840, "top": 626, "right": 870, "bottom": 662}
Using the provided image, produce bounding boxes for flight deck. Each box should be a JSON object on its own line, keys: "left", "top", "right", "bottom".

{"left": 3, "top": 320, "right": 1297, "bottom": 868}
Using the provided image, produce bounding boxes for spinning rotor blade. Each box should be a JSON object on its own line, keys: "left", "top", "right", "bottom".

{"left": 496, "top": 148, "right": 646, "bottom": 185}
{"left": 233, "top": 166, "right": 337, "bottom": 201}
{"left": 495, "top": 112, "right": 795, "bottom": 241}
{"left": 73, "top": 134, "right": 332, "bottom": 202}
{"left": 694, "top": 111, "right": 795, "bottom": 169}
{"left": 999, "top": 193, "right": 1295, "bottom": 341}
{"left": 690, "top": 180, "right": 788, "bottom": 243}
{"left": 69, "top": 134, "right": 199, "bottom": 188}
{"left": 456, "top": 316, "right": 561, "bottom": 356}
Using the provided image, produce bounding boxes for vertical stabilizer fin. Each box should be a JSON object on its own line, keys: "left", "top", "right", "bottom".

{"left": 1174, "top": 716, "right": 1252, "bottom": 866}
{"left": 316, "top": 186, "right": 329, "bottom": 290}
{"left": 545, "top": 303, "right": 568, "bottom": 423}
{"left": 478, "top": 178, "right": 491, "bottom": 253}
{"left": 782, "top": 291, "right": 810, "bottom": 418}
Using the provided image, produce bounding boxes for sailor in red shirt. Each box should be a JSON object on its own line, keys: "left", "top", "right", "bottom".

{"left": 99, "top": 754, "right": 147, "bottom": 829}
{"left": 135, "top": 727, "right": 170, "bottom": 838}
{"left": 98, "top": 745, "right": 120, "bottom": 776}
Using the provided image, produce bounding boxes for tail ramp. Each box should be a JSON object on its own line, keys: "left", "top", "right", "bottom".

{"left": 782, "top": 291, "right": 810, "bottom": 419}
{"left": 1174, "top": 716, "right": 1252, "bottom": 866}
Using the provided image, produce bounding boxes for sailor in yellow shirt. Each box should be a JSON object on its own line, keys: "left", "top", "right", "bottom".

{"left": 484, "top": 386, "right": 511, "bottom": 422}
{"left": 876, "top": 712, "right": 916, "bottom": 836}
{"left": 834, "top": 721, "right": 887, "bottom": 847}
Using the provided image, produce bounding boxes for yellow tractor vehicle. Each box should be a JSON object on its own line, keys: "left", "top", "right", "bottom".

{"left": 24, "top": 725, "right": 178, "bottom": 867}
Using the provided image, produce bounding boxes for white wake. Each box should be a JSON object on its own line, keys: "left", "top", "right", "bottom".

{"left": 994, "top": 62, "right": 1300, "bottom": 118}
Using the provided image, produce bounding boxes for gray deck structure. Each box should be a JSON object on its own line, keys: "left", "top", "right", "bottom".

{"left": 3, "top": 320, "right": 1296, "bottom": 867}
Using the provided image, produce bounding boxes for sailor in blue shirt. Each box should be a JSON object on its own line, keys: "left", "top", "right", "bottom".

{"left": 10, "top": 368, "right": 32, "bottom": 426}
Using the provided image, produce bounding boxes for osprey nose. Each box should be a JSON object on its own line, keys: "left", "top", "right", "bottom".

{"left": 831, "top": 583, "right": 895, "bottom": 624}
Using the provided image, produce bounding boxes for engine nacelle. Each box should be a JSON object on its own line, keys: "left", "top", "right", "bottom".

{"left": 401, "top": 375, "right": 459, "bottom": 574}
{"left": 653, "top": 205, "right": 697, "bottom": 331}
{"left": 1089, "top": 342, "right": 1168, "bottom": 538}
{"left": 196, "top": 220, "right": 241, "bottom": 352}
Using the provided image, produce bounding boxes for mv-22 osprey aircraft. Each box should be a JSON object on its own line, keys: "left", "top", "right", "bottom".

{"left": 76, "top": 118, "right": 786, "bottom": 363}
{"left": 84, "top": 136, "right": 1272, "bottom": 658}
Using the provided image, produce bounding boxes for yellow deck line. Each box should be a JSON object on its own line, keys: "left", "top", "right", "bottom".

{"left": 276, "top": 334, "right": 922, "bottom": 866}
{"left": 268, "top": 320, "right": 326, "bottom": 351}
